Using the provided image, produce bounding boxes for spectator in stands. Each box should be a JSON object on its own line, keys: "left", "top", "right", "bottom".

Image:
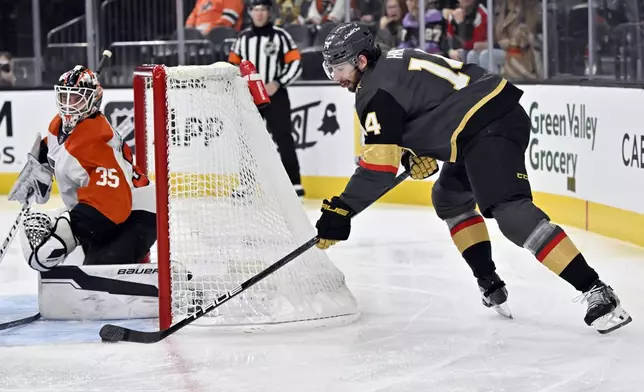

{"left": 354, "top": 0, "right": 383, "bottom": 25}
{"left": 398, "top": 0, "right": 446, "bottom": 55}
{"left": 375, "top": 0, "right": 407, "bottom": 50}
{"left": 275, "top": 0, "right": 305, "bottom": 25}
{"left": 0, "top": 52, "right": 15, "bottom": 88}
{"left": 186, "top": 0, "right": 246, "bottom": 34}
{"left": 306, "top": 0, "right": 348, "bottom": 25}
{"left": 439, "top": 0, "right": 459, "bottom": 21}
{"left": 445, "top": 0, "right": 487, "bottom": 65}
{"left": 491, "top": 0, "right": 540, "bottom": 79}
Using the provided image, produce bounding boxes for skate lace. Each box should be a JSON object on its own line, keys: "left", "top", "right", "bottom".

{"left": 572, "top": 285, "right": 606, "bottom": 307}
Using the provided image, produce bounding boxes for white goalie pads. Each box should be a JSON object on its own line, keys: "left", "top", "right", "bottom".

{"left": 20, "top": 211, "right": 79, "bottom": 272}
{"left": 39, "top": 264, "right": 160, "bottom": 320}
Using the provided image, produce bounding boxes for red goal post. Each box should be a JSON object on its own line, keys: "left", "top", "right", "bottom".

{"left": 133, "top": 65, "right": 172, "bottom": 329}
{"left": 132, "top": 63, "right": 360, "bottom": 332}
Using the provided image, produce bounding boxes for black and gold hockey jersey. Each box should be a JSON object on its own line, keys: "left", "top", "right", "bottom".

{"left": 341, "top": 48, "right": 523, "bottom": 213}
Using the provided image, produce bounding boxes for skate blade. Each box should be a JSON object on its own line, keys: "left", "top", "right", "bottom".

{"left": 593, "top": 306, "right": 632, "bottom": 334}
{"left": 494, "top": 303, "right": 513, "bottom": 319}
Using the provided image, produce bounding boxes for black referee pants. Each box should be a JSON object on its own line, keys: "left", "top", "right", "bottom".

{"left": 260, "top": 87, "right": 301, "bottom": 186}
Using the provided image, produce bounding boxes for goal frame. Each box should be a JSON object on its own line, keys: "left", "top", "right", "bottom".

{"left": 133, "top": 65, "right": 172, "bottom": 330}
{"left": 131, "top": 64, "right": 360, "bottom": 332}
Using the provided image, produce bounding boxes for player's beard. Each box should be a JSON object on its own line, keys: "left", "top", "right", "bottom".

{"left": 340, "top": 67, "right": 363, "bottom": 93}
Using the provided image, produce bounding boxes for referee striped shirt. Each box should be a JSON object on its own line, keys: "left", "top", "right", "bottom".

{"left": 228, "top": 24, "right": 302, "bottom": 87}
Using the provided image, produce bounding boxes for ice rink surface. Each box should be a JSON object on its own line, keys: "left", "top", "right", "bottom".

{"left": 0, "top": 197, "right": 642, "bottom": 392}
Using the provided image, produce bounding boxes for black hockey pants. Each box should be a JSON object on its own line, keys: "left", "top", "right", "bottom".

{"left": 260, "top": 87, "right": 302, "bottom": 186}
{"left": 82, "top": 210, "right": 157, "bottom": 265}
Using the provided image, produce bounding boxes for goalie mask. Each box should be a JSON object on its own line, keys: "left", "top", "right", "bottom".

{"left": 55, "top": 65, "right": 104, "bottom": 134}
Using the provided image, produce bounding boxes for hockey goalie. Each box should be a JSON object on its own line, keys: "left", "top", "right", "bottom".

{"left": 7, "top": 61, "right": 272, "bottom": 320}
{"left": 9, "top": 65, "right": 156, "bottom": 271}
{"left": 6, "top": 65, "right": 160, "bottom": 320}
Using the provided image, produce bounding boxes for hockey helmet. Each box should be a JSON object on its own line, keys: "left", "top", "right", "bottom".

{"left": 55, "top": 65, "right": 104, "bottom": 134}
{"left": 321, "top": 22, "right": 377, "bottom": 80}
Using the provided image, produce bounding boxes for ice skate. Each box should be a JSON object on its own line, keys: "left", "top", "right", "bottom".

{"left": 575, "top": 280, "right": 632, "bottom": 334}
{"left": 477, "top": 273, "right": 512, "bottom": 319}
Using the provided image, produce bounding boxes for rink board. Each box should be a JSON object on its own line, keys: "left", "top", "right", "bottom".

{"left": 0, "top": 83, "right": 643, "bottom": 246}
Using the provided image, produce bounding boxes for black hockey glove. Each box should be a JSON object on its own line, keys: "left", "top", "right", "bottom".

{"left": 401, "top": 151, "right": 439, "bottom": 180}
{"left": 315, "top": 196, "right": 354, "bottom": 249}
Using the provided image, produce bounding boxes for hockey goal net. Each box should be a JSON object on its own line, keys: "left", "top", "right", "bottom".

{"left": 132, "top": 63, "right": 359, "bottom": 330}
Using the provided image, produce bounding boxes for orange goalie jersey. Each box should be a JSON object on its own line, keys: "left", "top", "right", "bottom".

{"left": 45, "top": 113, "right": 154, "bottom": 225}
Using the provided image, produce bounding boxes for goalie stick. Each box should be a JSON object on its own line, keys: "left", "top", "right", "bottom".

{"left": 99, "top": 171, "right": 411, "bottom": 343}
{"left": 0, "top": 313, "right": 41, "bottom": 331}
{"left": 0, "top": 191, "right": 33, "bottom": 264}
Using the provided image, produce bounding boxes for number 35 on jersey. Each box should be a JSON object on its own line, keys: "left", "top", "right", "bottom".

{"left": 96, "top": 167, "right": 120, "bottom": 188}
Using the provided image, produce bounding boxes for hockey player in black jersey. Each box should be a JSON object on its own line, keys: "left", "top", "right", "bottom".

{"left": 314, "top": 22, "right": 632, "bottom": 334}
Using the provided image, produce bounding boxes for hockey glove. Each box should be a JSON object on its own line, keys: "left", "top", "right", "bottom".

{"left": 402, "top": 151, "right": 439, "bottom": 180}
{"left": 315, "top": 197, "right": 354, "bottom": 249}
{"left": 8, "top": 135, "right": 53, "bottom": 205}
{"left": 19, "top": 211, "right": 79, "bottom": 272}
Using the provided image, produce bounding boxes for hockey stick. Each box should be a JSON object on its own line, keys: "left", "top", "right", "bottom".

{"left": 96, "top": 50, "right": 113, "bottom": 74}
{"left": 0, "top": 195, "right": 33, "bottom": 264}
{"left": 0, "top": 313, "right": 41, "bottom": 332}
{"left": 100, "top": 171, "right": 411, "bottom": 343}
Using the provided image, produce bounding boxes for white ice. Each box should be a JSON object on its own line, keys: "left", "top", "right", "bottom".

{"left": 0, "top": 197, "right": 642, "bottom": 392}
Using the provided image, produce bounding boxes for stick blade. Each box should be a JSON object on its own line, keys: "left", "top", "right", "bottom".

{"left": 100, "top": 324, "right": 163, "bottom": 344}
{"left": 100, "top": 324, "right": 127, "bottom": 342}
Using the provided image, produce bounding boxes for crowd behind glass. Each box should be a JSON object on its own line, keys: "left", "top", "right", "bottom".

{"left": 0, "top": 0, "right": 642, "bottom": 87}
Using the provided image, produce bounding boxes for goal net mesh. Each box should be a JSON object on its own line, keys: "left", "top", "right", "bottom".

{"left": 139, "top": 64, "right": 359, "bottom": 327}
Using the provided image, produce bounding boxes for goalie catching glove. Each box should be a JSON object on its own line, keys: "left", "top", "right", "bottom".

{"left": 20, "top": 211, "right": 79, "bottom": 272}
{"left": 8, "top": 134, "right": 53, "bottom": 205}
{"left": 402, "top": 151, "right": 439, "bottom": 180}
{"left": 315, "top": 197, "right": 354, "bottom": 249}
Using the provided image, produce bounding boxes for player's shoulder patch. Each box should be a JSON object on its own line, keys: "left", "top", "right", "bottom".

{"left": 385, "top": 48, "right": 406, "bottom": 60}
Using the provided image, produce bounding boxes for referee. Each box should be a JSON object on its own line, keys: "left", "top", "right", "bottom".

{"left": 228, "top": 0, "right": 304, "bottom": 197}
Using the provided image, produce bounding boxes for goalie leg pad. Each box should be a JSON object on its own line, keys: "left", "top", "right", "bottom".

{"left": 21, "top": 211, "right": 79, "bottom": 272}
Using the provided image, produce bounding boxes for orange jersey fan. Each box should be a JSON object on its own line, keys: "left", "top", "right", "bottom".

{"left": 186, "top": 0, "right": 245, "bottom": 33}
